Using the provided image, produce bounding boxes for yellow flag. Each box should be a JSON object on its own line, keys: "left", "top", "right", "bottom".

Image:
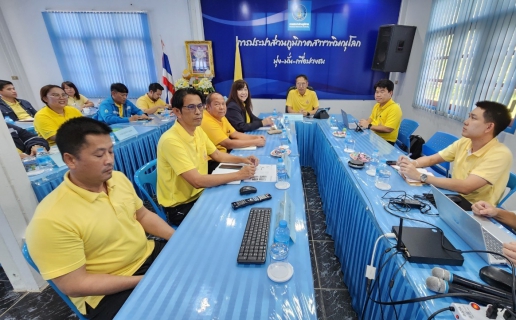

{"left": 234, "top": 37, "right": 243, "bottom": 81}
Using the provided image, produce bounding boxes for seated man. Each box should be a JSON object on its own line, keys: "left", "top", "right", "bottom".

{"left": 25, "top": 117, "right": 174, "bottom": 319}
{"left": 135, "top": 83, "right": 171, "bottom": 115}
{"left": 286, "top": 74, "right": 319, "bottom": 116}
{"left": 7, "top": 123, "right": 49, "bottom": 159}
{"left": 0, "top": 80, "right": 38, "bottom": 121}
{"left": 399, "top": 101, "right": 513, "bottom": 205}
{"left": 157, "top": 88, "right": 258, "bottom": 226}
{"left": 358, "top": 79, "right": 402, "bottom": 145}
{"left": 201, "top": 92, "right": 266, "bottom": 173}
{"left": 97, "top": 83, "right": 149, "bottom": 124}
{"left": 472, "top": 201, "right": 516, "bottom": 264}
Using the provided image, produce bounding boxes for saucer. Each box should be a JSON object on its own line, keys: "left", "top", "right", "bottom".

{"left": 27, "top": 169, "right": 45, "bottom": 177}
{"left": 349, "top": 152, "right": 371, "bottom": 162}
{"left": 271, "top": 149, "right": 292, "bottom": 157}
{"left": 267, "top": 262, "right": 294, "bottom": 283}
{"left": 275, "top": 181, "right": 290, "bottom": 189}
{"left": 332, "top": 131, "right": 347, "bottom": 138}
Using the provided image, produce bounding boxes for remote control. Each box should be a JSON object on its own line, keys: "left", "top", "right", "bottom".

{"left": 232, "top": 194, "right": 272, "bottom": 210}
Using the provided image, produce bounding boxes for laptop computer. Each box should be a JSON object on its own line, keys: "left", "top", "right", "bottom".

{"left": 431, "top": 185, "right": 515, "bottom": 264}
{"left": 340, "top": 110, "right": 357, "bottom": 130}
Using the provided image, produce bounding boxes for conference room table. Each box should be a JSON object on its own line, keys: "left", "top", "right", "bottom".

{"left": 29, "top": 115, "right": 174, "bottom": 201}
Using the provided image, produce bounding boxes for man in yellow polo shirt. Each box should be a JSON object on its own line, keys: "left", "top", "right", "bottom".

{"left": 201, "top": 92, "right": 266, "bottom": 173}
{"left": 286, "top": 74, "right": 319, "bottom": 116}
{"left": 0, "top": 80, "right": 38, "bottom": 120}
{"left": 157, "top": 88, "right": 259, "bottom": 225}
{"left": 135, "top": 83, "right": 171, "bottom": 114}
{"left": 399, "top": 101, "right": 513, "bottom": 206}
{"left": 359, "top": 79, "right": 402, "bottom": 144}
{"left": 25, "top": 117, "right": 174, "bottom": 318}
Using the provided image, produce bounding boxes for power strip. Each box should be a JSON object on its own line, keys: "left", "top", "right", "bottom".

{"left": 390, "top": 198, "right": 423, "bottom": 208}
{"left": 451, "top": 302, "right": 508, "bottom": 320}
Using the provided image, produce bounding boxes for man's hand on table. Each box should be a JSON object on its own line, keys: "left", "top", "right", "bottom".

{"left": 358, "top": 119, "right": 370, "bottom": 128}
{"left": 398, "top": 157, "right": 421, "bottom": 180}
{"left": 472, "top": 201, "right": 500, "bottom": 218}
{"left": 238, "top": 164, "right": 256, "bottom": 180}
{"left": 243, "top": 155, "right": 259, "bottom": 166}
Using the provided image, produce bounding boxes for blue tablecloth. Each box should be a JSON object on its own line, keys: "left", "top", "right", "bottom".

{"left": 295, "top": 114, "right": 516, "bottom": 319}
{"left": 115, "top": 126, "right": 317, "bottom": 319}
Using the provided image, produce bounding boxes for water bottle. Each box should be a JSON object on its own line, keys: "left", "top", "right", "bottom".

{"left": 4, "top": 116, "right": 14, "bottom": 124}
{"left": 270, "top": 220, "right": 290, "bottom": 262}
{"left": 330, "top": 116, "right": 338, "bottom": 128}
{"left": 272, "top": 108, "right": 278, "bottom": 119}
{"left": 36, "top": 147, "right": 53, "bottom": 171}
{"left": 280, "top": 129, "right": 289, "bottom": 146}
{"left": 367, "top": 149, "right": 380, "bottom": 176}
{"left": 162, "top": 108, "right": 170, "bottom": 121}
{"left": 110, "top": 133, "right": 117, "bottom": 145}
{"left": 375, "top": 159, "right": 392, "bottom": 190}
{"left": 283, "top": 116, "right": 290, "bottom": 131}
{"left": 277, "top": 158, "right": 287, "bottom": 181}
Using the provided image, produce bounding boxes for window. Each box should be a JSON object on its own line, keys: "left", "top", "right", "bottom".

{"left": 414, "top": 0, "right": 516, "bottom": 133}
{"left": 43, "top": 11, "right": 157, "bottom": 99}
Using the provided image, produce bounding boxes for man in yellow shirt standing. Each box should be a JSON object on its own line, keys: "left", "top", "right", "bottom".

{"left": 359, "top": 79, "right": 402, "bottom": 144}
{"left": 201, "top": 92, "right": 266, "bottom": 173}
{"left": 135, "top": 83, "right": 171, "bottom": 115}
{"left": 286, "top": 74, "right": 319, "bottom": 116}
{"left": 25, "top": 117, "right": 174, "bottom": 318}
{"left": 399, "top": 101, "right": 513, "bottom": 206}
{"left": 157, "top": 88, "right": 259, "bottom": 225}
{"left": 0, "top": 80, "right": 38, "bottom": 121}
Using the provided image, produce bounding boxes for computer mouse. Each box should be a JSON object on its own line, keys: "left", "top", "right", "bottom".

{"left": 240, "top": 186, "right": 257, "bottom": 195}
{"left": 446, "top": 195, "right": 462, "bottom": 203}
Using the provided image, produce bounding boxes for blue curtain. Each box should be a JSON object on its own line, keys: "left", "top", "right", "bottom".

{"left": 413, "top": 0, "right": 516, "bottom": 130}
{"left": 42, "top": 11, "right": 157, "bottom": 99}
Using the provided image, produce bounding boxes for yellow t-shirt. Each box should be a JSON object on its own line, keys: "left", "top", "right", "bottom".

{"left": 33, "top": 106, "right": 83, "bottom": 146}
{"left": 286, "top": 89, "right": 319, "bottom": 113}
{"left": 246, "top": 111, "right": 251, "bottom": 123}
{"left": 157, "top": 121, "right": 217, "bottom": 207}
{"left": 200, "top": 110, "right": 236, "bottom": 153}
{"left": 136, "top": 94, "right": 167, "bottom": 113}
{"left": 369, "top": 99, "right": 403, "bottom": 143}
{"left": 2, "top": 98, "right": 32, "bottom": 120}
{"left": 67, "top": 94, "right": 89, "bottom": 110}
{"left": 25, "top": 171, "right": 154, "bottom": 315}
{"left": 439, "top": 137, "right": 513, "bottom": 205}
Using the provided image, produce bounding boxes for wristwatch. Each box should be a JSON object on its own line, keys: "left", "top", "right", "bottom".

{"left": 368, "top": 123, "right": 372, "bottom": 129}
{"left": 420, "top": 173, "right": 428, "bottom": 183}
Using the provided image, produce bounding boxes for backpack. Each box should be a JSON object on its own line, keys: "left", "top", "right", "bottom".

{"left": 409, "top": 135, "right": 425, "bottom": 159}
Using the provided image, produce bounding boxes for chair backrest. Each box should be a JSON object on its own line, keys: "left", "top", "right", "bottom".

{"left": 285, "top": 85, "right": 315, "bottom": 112}
{"left": 498, "top": 172, "right": 516, "bottom": 208}
{"left": 134, "top": 159, "right": 167, "bottom": 222}
{"left": 22, "top": 243, "right": 87, "bottom": 320}
{"left": 395, "top": 119, "right": 419, "bottom": 153}
{"left": 422, "top": 131, "right": 458, "bottom": 177}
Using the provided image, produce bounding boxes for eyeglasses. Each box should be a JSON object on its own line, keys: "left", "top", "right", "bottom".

{"left": 49, "top": 93, "right": 69, "bottom": 98}
{"left": 182, "top": 103, "right": 204, "bottom": 111}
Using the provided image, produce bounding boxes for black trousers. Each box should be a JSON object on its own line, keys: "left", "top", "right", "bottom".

{"left": 208, "top": 160, "right": 219, "bottom": 174}
{"left": 163, "top": 200, "right": 197, "bottom": 226}
{"left": 85, "top": 240, "right": 167, "bottom": 319}
{"left": 387, "top": 141, "right": 395, "bottom": 146}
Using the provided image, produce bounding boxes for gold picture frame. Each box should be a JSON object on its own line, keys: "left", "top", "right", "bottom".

{"left": 185, "top": 41, "right": 214, "bottom": 77}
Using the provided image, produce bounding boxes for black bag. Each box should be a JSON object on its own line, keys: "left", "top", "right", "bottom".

{"left": 313, "top": 108, "right": 330, "bottom": 119}
{"left": 409, "top": 135, "right": 425, "bottom": 159}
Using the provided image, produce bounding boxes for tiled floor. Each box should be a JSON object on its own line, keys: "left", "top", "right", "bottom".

{"left": 0, "top": 166, "right": 357, "bottom": 319}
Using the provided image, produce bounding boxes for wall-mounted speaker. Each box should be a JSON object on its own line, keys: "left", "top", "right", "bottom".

{"left": 371, "top": 25, "right": 416, "bottom": 73}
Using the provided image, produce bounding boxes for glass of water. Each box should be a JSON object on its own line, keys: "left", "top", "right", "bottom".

{"left": 344, "top": 138, "right": 355, "bottom": 153}
{"left": 375, "top": 168, "right": 392, "bottom": 190}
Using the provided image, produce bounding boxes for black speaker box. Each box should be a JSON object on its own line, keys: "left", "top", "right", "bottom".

{"left": 372, "top": 25, "right": 416, "bottom": 73}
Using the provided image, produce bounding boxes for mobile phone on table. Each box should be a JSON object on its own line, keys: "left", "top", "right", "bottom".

{"left": 386, "top": 160, "right": 397, "bottom": 166}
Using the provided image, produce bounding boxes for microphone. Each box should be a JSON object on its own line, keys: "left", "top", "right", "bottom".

{"left": 432, "top": 267, "right": 512, "bottom": 300}
{"left": 426, "top": 276, "right": 512, "bottom": 308}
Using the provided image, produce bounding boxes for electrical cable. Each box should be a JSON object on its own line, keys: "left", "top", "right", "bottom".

{"left": 388, "top": 260, "right": 407, "bottom": 320}
{"left": 427, "top": 306, "right": 454, "bottom": 320}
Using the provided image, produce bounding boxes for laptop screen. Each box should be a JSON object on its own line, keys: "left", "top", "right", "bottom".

{"left": 341, "top": 110, "right": 349, "bottom": 129}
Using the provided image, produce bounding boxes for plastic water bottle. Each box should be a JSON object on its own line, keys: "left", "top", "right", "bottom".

{"left": 375, "top": 159, "right": 392, "bottom": 190}
{"left": 330, "top": 116, "right": 338, "bottom": 128}
{"left": 367, "top": 149, "right": 380, "bottom": 176}
{"left": 110, "top": 133, "right": 117, "bottom": 145}
{"left": 36, "top": 147, "right": 53, "bottom": 171}
{"left": 162, "top": 108, "right": 170, "bottom": 121}
{"left": 277, "top": 158, "right": 287, "bottom": 182}
{"left": 284, "top": 116, "right": 290, "bottom": 130}
{"left": 270, "top": 220, "right": 290, "bottom": 262}
{"left": 272, "top": 108, "right": 278, "bottom": 119}
{"left": 280, "top": 129, "right": 289, "bottom": 145}
{"left": 4, "top": 116, "right": 14, "bottom": 124}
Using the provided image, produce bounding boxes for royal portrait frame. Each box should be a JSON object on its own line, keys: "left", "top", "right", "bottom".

{"left": 185, "top": 41, "right": 215, "bottom": 77}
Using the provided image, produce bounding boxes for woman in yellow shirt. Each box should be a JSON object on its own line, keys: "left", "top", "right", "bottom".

{"left": 62, "top": 81, "right": 94, "bottom": 111}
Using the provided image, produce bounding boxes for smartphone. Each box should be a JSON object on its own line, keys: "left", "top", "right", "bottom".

{"left": 386, "top": 160, "right": 397, "bottom": 166}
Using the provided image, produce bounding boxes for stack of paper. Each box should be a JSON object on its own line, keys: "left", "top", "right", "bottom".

{"left": 391, "top": 165, "right": 434, "bottom": 185}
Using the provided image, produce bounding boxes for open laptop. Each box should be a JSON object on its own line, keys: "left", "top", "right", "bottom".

{"left": 340, "top": 110, "right": 357, "bottom": 130}
{"left": 431, "top": 185, "right": 515, "bottom": 264}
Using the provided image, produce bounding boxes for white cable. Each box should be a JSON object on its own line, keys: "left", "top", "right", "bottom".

{"left": 365, "top": 233, "right": 397, "bottom": 281}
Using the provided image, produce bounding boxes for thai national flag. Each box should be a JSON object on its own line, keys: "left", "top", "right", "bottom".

{"left": 162, "top": 52, "right": 175, "bottom": 104}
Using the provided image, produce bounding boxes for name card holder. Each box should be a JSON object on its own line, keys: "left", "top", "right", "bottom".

{"left": 286, "top": 114, "right": 303, "bottom": 122}
{"left": 113, "top": 126, "right": 139, "bottom": 142}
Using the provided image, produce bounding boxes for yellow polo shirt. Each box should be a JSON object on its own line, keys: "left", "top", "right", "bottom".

{"left": 25, "top": 171, "right": 154, "bottom": 315}
{"left": 369, "top": 99, "right": 403, "bottom": 142}
{"left": 200, "top": 110, "right": 236, "bottom": 153}
{"left": 157, "top": 121, "right": 217, "bottom": 207}
{"left": 286, "top": 89, "right": 319, "bottom": 113}
{"left": 34, "top": 106, "right": 83, "bottom": 146}
{"left": 2, "top": 98, "right": 32, "bottom": 120}
{"left": 439, "top": 137, "right": 513, "bottom": 205}
{"left": 67, "top": 94, "right": 89, "bottom": 110}
{"left": 136, "top": 94, "right": 167, "bottom": 113}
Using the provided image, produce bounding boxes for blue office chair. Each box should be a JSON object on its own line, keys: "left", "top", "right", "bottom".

{"left": 134, "top": 159, "right": 168, "bottom": 223}
{"left": 498, "top": 172, "right": 516, "bottom": 208}
{"left": 395, "top": 119, "right": 419, "bottom": 153}
{"left": 22, "top": 243, "right": 87, "bottom": 320}
{"left": 422, "top": 131, "right": 458, "bottom": 177}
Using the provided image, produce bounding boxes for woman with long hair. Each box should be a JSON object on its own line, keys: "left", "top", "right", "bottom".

{"left": 61, "top": 81, "right": 94, "bottom": 111}
{"left": 225, "top": 80, "right": 273, "bottom": 132}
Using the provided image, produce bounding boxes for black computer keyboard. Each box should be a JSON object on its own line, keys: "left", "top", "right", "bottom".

{"left": 237, "top": 207, "right": 271, "bottom": 264}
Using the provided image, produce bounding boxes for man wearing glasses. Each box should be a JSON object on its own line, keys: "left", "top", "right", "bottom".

{"left": 157, "top": 88, "right": 259, "bottom": 226}
{"left": 97, "top": 83, "right": 149, "bottom": 124}
{"left": 286, "top": 74, "right": 319, "bottom": 116}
